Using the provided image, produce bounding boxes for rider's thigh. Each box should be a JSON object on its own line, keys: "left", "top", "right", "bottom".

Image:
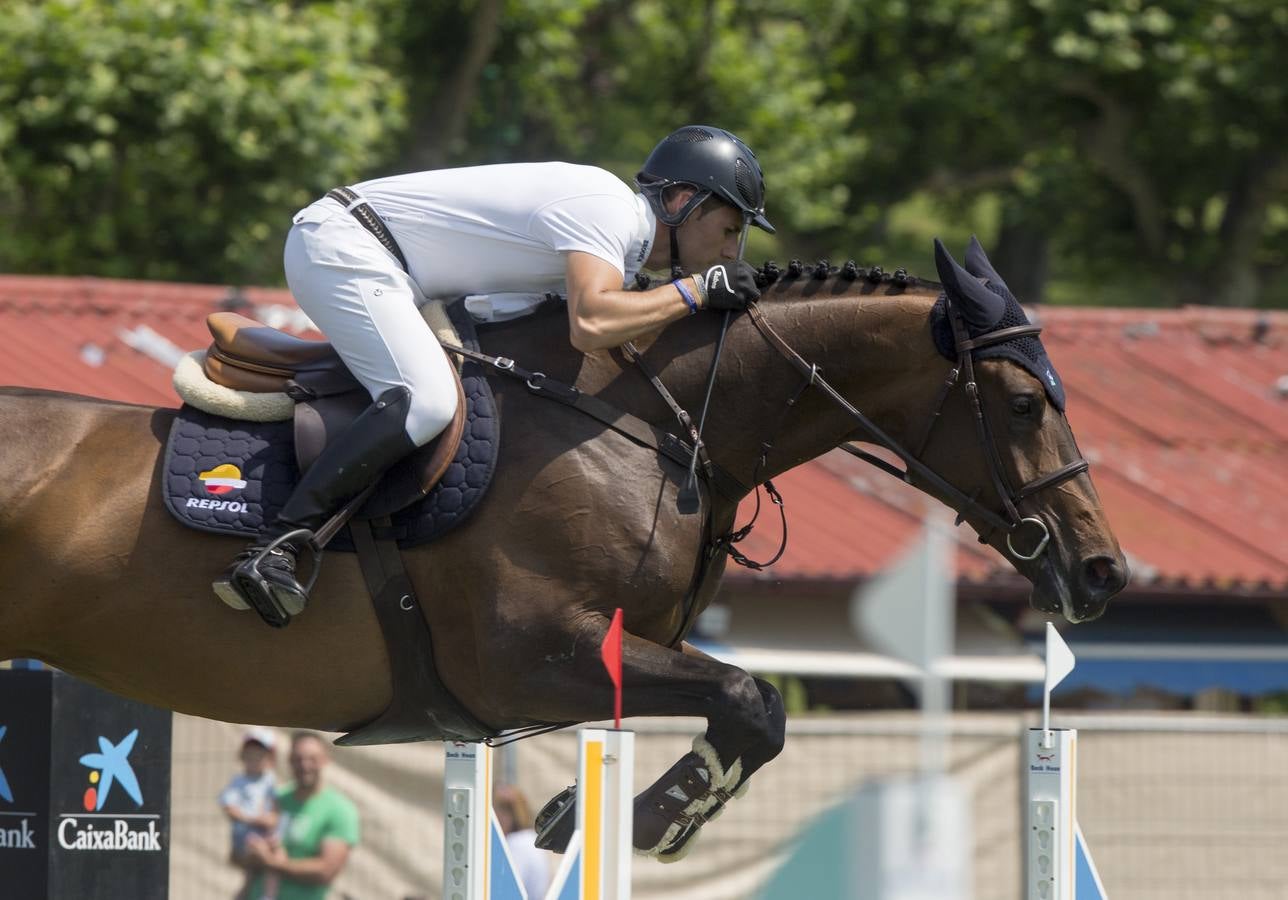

{"left": 284, "top": 221, "right": 459, "bottom": 446}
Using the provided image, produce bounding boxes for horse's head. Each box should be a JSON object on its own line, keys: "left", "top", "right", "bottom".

{"left": 895, "top": 238, "right": 1128, "bottom": 622}
{"left": 735, "top": 240, "right": 1128, "bottom": 623}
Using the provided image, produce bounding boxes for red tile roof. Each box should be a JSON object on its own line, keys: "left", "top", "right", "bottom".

{"left": 0, "top": 276, "right": 316, "bottom": 406}
{"left": 2, "top": 275, "right": 1286, "bottom": 593}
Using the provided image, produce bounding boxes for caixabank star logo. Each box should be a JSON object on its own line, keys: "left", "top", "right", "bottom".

{"left": 0, "top": 725, "right": 38, "bottom": 851}
{"left": 0, "top": 725, "right": 12, "bottom": 804}
{"left": 79, "top": 729, "right": 144, "bottom": 811}
{"left": 58, "top": 728, "right": 162, "bottom": 852}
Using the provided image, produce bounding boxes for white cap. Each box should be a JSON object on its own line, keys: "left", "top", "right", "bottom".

{"left": 242, "top": 726, "right": 277, "bottom": 750}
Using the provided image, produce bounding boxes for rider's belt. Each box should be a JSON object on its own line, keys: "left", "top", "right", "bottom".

{"left": 325, "top": 186, "right": 411, "bottom": 274}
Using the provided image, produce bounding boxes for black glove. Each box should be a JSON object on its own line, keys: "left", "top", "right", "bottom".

{"left": 701, "top": 260, "right": 761, "bottom": 311}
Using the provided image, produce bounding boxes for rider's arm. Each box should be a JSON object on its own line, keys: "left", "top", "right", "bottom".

{"left": 265, "top": 837, "right": 351, "bottom": 885}
{"left": 565, "top": 251, "right": 703, "bottom": 353}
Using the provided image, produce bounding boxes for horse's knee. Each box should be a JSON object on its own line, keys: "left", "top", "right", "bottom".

{"left": 707, "top": 668, "right": 784, "bottom": 769}
{"left": 752, "top": 676, "right": 787, "bottom": 761}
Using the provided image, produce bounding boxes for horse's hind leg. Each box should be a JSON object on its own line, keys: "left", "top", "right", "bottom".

{"left": 514, "top": 620, "right": 785, "bottom": 861}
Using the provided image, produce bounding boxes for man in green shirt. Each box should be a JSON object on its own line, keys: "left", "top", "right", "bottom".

{"left": 243, "top": 731, "right": 360, "bottom": 899}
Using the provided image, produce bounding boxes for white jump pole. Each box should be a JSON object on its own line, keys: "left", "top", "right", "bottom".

{"left": 442, "top": 731, "right": 634, "bottom": 900}
{"left": 443, "top": 740, "right": 501, "bottom": 900}
{"left": 1025, "top": 623, "right": 1107, "bottom": 900}
{"left": 545, "top": 729, "right": 634, "bottom": 900}
{"left": 445, "top": 607, "right": 634, "bottom": 900}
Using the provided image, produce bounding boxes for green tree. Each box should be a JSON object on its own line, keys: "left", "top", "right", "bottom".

{"left": 381, "top": 0, "right": 865, "bottom": 264}
{"left": 3, "top": 0, "right": 1284, "bottom": 306}
{"left": 815, "top": 0, "right": 1288, "bottom": 306}
{"left": 0, "top": 0, "right": 405, "bottom": 284}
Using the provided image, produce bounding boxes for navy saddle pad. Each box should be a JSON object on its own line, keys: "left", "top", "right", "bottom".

{"left": 161, "top": 363, "right": 499, "bottom": 551}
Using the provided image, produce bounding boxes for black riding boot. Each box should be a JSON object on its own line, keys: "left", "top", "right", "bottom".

{"left": 213, "top": 387, "right": 418, "bottom": 626}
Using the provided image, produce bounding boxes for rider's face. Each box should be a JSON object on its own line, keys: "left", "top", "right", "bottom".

{"left": 667, "top": 190, "right": 743, "bottom": 271}
{"left": 680, "top": 202, "right": 743, "bottom": 269}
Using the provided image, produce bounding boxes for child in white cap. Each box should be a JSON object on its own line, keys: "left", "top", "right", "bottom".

{"left": 219, "top": 727, "right": 281, "bottom": 899}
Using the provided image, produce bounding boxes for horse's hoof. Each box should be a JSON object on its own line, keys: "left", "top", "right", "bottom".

{"left": 534, "top": 785, "right": 577, "bottom": 853}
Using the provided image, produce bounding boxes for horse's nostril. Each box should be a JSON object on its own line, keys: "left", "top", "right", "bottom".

{"left": 1083, "top": 555, "right": 1126, "bottom": 596}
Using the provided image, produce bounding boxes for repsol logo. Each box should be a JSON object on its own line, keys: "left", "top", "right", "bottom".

{"left": 0, "top": 818, "right": 36, "bottom": 849}
{"left": 57, "top": 818, "right": 162, "bottom": 851}
{"left": 186, "top": 498, "right": 249, "bottom": 513}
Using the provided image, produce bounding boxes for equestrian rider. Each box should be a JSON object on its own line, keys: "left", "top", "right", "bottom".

{"left": 214, "top": 125, "right": 776, "bottom": 625}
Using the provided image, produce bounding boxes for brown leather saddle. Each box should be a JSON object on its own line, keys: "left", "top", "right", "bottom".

{"left": 203, "top": 311, "right": 467, "bottom": 518}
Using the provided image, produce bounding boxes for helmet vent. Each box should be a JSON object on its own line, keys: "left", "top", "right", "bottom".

{"left": 668, "top": 127, "right": 714, "bottom": 143}
{"left": 734, "top": 157, "right": 759, "bottom": 208}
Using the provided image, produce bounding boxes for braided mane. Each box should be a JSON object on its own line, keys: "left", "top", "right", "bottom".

{"left": 632, "top": 259, "right": 939, "bottom": 294}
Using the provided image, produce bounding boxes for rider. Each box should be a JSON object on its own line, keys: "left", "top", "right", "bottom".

{"left": 214, "top": 124, "right": 776, "bottom": 625}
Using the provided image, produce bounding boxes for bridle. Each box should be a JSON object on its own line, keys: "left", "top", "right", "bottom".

{"left": 743, "top": 296, "right": 1089, "bottom": 562}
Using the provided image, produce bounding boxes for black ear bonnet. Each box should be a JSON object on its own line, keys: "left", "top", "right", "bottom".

{"left": 929, "top": 237, "right": 1067, "bottom": 412}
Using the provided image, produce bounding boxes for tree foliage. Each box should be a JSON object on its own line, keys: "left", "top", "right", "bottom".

{"left": 0, "top": 0, "right": 403, "bottom": 284}
{"left": 1, "top": 0, "right": 1285, "bottom": 305}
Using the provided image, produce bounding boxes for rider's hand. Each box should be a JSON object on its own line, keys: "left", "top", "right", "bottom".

{"left": 701, "top": 260, "right": 761, "bottom": 311}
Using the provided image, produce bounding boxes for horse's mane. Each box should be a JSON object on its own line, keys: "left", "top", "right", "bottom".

{"left": 472, "top": 258, "right": 944, "bottom": 342}
{"left": 636, "top": 258, "right": 942, "bottom": 298}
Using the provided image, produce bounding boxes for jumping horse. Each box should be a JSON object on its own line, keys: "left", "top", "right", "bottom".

{"left": 0, "top": 239, "right": 1128, "bottom": 860}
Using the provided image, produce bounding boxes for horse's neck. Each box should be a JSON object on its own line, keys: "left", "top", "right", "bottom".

{"left": 475, "top": 287, "right": 946, "bottom": 490}
{"left": 695, "top": 288, "right": 945, "bottom": 487}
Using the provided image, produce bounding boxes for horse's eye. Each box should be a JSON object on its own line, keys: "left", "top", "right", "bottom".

{"left": 1011, "top": 397, "right": 1033, "bottom": 416}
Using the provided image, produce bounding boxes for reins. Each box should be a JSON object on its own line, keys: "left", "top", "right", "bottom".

{"left": 744, "top": 300, "right": 1089, "bottom": 560}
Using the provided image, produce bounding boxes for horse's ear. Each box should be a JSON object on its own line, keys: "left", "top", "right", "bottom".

{"left": 933, "top": 238, "right": 1006, "bottom": 330}
{"left": 964, "top": 235, "right": 1010, "bottom": 293}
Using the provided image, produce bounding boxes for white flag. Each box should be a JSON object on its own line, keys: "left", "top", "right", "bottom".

{"left": 1043, "top": 622, "right": 1076, "bottom": 694}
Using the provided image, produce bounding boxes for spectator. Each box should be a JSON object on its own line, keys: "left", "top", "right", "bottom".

{"left": 243, "top": 731, "right": 360, "bottom": 900}
{"left": 219, "top": 727, "right": 280, "bottom": 900}
{"left": 494, "top": 783, "right": 553, "bottom": 900}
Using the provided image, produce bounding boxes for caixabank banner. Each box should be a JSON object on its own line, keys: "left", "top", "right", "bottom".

{"left": 0, "top": 669, "right": 171, "bottom": 899}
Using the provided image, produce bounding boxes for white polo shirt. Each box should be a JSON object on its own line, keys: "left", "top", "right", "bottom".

{"left": 352, "top": 162, "right": 656, "bottom": 321}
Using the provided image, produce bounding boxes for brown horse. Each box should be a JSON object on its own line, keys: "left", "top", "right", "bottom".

{"left": 0, "top": 239, "right": 1127, "bottom": 859}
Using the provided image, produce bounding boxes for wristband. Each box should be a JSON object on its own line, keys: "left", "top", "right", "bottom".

{"left": 691, "top": 273, "right": 708, "bottom": 307}
{"left": 673, "top": 278, "right": 699, "bottom": 315}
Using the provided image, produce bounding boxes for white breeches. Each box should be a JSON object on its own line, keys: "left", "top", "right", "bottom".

{"left": 283, "top": 200, "right": 459, "bottom": 446}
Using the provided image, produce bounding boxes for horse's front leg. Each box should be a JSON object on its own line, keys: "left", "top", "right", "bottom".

{"left": 628, "top": 641, "right": 787, "bottom": 861}
{"left": 514, "top": 615, "right": 785, "bottom": 862}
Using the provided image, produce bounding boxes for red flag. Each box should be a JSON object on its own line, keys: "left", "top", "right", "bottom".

{"left": 600, "top": 608, "right": 624, "bottom": 729}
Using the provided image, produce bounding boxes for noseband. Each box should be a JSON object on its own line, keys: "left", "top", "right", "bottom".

{"left": 745, "top": 300, "right": 1089, "bottom": 561}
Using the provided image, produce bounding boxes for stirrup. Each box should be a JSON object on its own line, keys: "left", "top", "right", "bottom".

{"left": 533, "top": 784, "right": 578, "bottom": 853}
{"left": 229, "top": 528, "right": 322, "bottom": 628}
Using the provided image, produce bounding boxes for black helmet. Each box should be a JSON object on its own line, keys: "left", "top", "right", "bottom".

{"left": 636, "top": 125, "right": 775, "bottom": 234}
